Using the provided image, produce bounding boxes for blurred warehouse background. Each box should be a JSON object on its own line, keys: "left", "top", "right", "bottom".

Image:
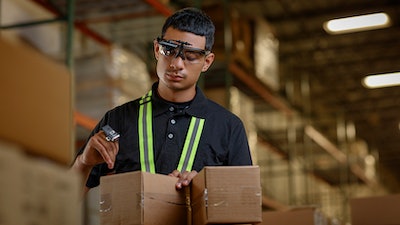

{"left": 1, "top": 0, "right": 400, "bottom": 224}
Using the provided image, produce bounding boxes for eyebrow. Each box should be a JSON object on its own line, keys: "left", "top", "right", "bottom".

{"left": 157, "top": 37, "right": 191, "bottom": 46}
{"left": 159, "top": 38, "right": 209, "bottom": 52}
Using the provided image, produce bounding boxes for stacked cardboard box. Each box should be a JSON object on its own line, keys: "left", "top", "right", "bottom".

{"left": 99, "top": 166, "right": 262, "bottom": 225}
{"left": 0, "top": 141, "right": 25, "bottom": 225}
{"left": 260, "top": 207, "right": 328, "bottom": 225}
{"left": 0, "top": 36, "right": 81, "bottom": 225}
{"left": 0, "top": 37, "right": 73, "bottom": 166}
{"left": 0, "top": 140, "right": 83, "bottom": 225}
{"left": 350, "top": 194, "right": 400, "bottom": 225}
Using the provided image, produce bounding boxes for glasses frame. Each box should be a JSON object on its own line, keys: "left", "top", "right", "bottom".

{"left": 156, "top": 37, "right": 210, "bottom": 64}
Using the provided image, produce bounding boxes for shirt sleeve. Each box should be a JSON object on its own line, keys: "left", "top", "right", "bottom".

{"left": 75, "top": 111, "right": 117, "bottom": 188}
{"left": 227, "top": 118, "right": 253, "bottom": 166}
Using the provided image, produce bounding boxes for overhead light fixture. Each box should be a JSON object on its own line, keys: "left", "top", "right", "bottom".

{"left": 323, "top": 12, "right": 391, "bottom": 34}
{"left": 362, "top": 72, "right": 400, "bottom": 88}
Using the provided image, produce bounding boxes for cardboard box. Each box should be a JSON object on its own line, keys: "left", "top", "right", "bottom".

{"left": 0, "top": 140, "right": 25, "bottom": 225}
{"left": 350, "top": 194, "right": 400, "bottom": 225}
{"left": 191, "top": 166, "right": 262, "bottom": 225}
{"left": 100, "top": 171, "right": 187, "bottom": 225}
{"left": 260, "top": 207, "right": 327, "bottom": 225}
{"left": 0, "top": 37, "right": 73, "bottom": 165}
{"left": 0, "top": 139, "right": 83, "bottom": 225}
{"left": 21, "top": 158, "right": 83, "bottom": 225}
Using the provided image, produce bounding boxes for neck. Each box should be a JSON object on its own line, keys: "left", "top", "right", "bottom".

{"left": 157, "top": 86, "right": 196, "bottom": 103}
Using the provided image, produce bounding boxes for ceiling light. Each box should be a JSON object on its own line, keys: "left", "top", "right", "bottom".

{"left": 362, "top": 72, "right": 400, "bottom": 88}
{"left": 323, "top": 12, "right": 390, "bottom": 34}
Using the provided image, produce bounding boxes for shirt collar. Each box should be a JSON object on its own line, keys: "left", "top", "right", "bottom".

{"left": 151, "top": 82, "right": 208, "bottom": 118}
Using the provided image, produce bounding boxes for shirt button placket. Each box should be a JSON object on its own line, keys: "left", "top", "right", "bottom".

{"left": 167, "top": 106, "right": 176, "bottom": 140}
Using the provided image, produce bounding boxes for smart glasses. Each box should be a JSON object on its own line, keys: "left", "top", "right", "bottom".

{"left": 157, "top": 37, "right": 210, "bottom": 64}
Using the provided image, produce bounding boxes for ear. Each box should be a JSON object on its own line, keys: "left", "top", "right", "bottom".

{"left": 153, "top": 40, "right": 160, "bottom": 60}
{"left": 201, "top": 52, "right": 215, "bottom": 72}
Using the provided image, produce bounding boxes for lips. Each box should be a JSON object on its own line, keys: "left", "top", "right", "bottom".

{"left": 166, "top": 72, "right": 184, "bottom": 81}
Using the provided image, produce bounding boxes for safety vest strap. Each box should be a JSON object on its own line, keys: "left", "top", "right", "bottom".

{"left": 177, "top": 117, "right": 205, "bottom": 172}
{"left": 138, "top": 90, "right": 205, "bottom": 174}
{"left": 138, "top": 90, "right": 155, "bottom": 173}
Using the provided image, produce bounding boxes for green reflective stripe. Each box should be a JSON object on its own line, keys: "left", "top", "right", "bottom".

{"left": 138, "top": 100, "right": 146, "bottom": 171}
{"left": 145, "top": 101, "right": 155, "bottom": 173}
{"left": 138, "top": 90, "right": 205, "bottom": 173}
{"left": 138, "top": 91, "right": 155, "bottom": 173}
{"left": 177, "top": 117, "right": 205, "bottom": 172}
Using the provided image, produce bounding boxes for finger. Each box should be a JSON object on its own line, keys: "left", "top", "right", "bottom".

{"left": 175, "top": 170, "right": 198, "bottom": 189}
{"left": 96, "top": 131, "right": 120, "bottom": 168}
{"left": 111, "top": 140, "right": 119, "bottom": 156}
{"left": 93, "top": 133, "right": 119, "bottom": 169}
{"left": 102, "top": 139, "right": 118, "bottom": 157}
{"left": 186, "top": 170, "right": 198, "bottom": 181}
{"left": 93, "top": 137, "right": 115, "bottom": 169}
{"left": 168, "top": 170, "right": 181, "bottom": 177}
{"left": 171, "top": 170, "right": 184, "bottom": 189}
{"left": 105, "top": 144, "right": 118, "bottom": 169}
{"left": 175, "top": 180, "right": 183, "bottom": 190}
{"left": 107, "top": 141, "right": 119, "bottom": 168}
{"left": 181, "top": 170, "right": 198, "bottom": 186}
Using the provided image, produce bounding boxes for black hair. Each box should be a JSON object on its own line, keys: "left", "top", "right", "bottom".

{"left": 161, "top": 7, "right": 215, "bottom": 51}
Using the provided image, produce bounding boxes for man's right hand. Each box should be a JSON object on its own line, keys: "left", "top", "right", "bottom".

{"left": 79, "top": 130, "right": 119, "bottom": 170}
{"left": 71, "top": 130, "right": 119, "bottom": 195}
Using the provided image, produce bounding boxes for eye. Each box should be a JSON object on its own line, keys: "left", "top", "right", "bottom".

{"left": 184, "top": 51, "right": 203, "bottom": 61}
{"left": 161, "top": 45, "right": 177, "bottom": 56}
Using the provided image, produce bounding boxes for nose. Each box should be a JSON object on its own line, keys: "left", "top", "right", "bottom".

{"left": 170, "top": 52, "right": 185, "bottom": 68}
{"left": 173, "top": 48, "right": 186, "bottom": 61}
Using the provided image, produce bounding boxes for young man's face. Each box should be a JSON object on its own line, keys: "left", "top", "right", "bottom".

{"left": 154, "top": 27, "right": 214, "bottom": 96}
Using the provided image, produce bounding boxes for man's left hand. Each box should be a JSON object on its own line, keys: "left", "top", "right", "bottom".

{"left": 169, "top": 170, "right": 198, "bottom": 190}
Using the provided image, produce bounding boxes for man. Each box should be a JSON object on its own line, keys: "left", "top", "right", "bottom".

{"left": 71, "top": 7, "right": 253, "bottom": 193}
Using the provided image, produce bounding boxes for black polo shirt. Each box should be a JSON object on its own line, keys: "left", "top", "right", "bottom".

{"left": 78, "top": 82, "right": 253, "bottom": 188}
